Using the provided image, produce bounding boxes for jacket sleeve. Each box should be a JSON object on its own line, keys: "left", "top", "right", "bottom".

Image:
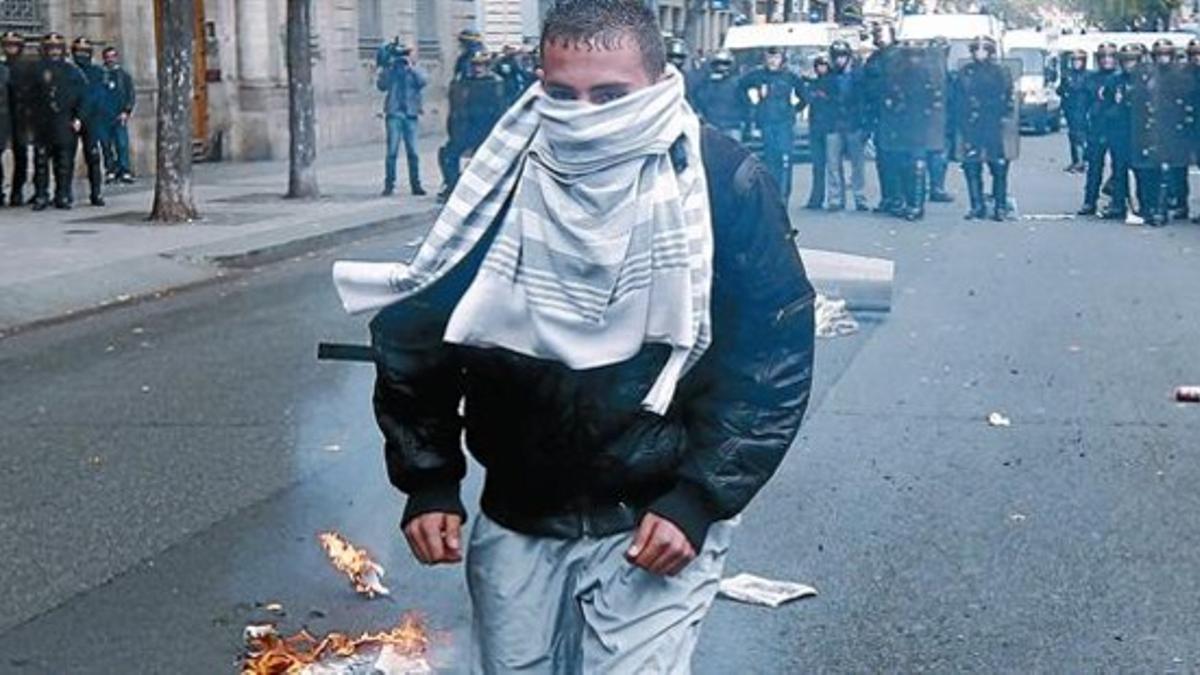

{"left": 123, "top": 71, "right": 136, "bottom": 113}
{"left": 371, "top": 302, "right": 468, "bottom": 528}
{"left": 649, "top": 154, "right": 816, "bottom": 552}
{"left": 375, "top": 67, "right": 389, "bottom": 93}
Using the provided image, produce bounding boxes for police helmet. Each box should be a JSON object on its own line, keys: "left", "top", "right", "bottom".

{"left": 1095, "top": 42, "right": 1117, "bottom": 64}
{"left": 458, "top": 28, "right": 482, "bottom": 43}
{"left": 666, "top": 38, "right": 688, "bottom": 62}
{"left": 1117, "top": 43, "right": 1141, "bottom": 63}
{"left": 71, "top": 36, "right": 94, "bottom": 55}
{"left": 41, "top": 32, "right": 66, "bottom": 53}
{"left": 1188, "top": 39, "right": 1200, "bottom": 59}
{"left": 829, "top": 39, "right": 852, "bottom": 59}
{"left": 813, "top": 53, "right": 830, "bottom": 69}
{"left": 710, "top": 48, "right": 734, "bottom": 66}
{"left": 1151, "top": 38, "right": 1174, "bottom": 58}
{"left": 968, "top": 35, "right": 996, "bottom": 56}
{"left": 1, "top": 31, "right": 22, "bottom": 48}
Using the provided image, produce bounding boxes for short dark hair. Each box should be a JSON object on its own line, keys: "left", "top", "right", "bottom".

{"left": 540, "top": 0, "right": 666, "bottom": 78}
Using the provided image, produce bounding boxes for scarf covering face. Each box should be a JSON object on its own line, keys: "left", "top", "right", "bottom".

{"left": 333, "top": 69, "right": 712, "bottom": 415}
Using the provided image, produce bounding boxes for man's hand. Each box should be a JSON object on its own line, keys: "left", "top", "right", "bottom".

{"left": 402, "top": 512, "right": 463, "bottom": 565}
{"left": 118, "top": 112, "right": 129, "bottom": 125}
{"left": 626, "top": 512, "right": 696, "bottom": 576}
{"left": 71, "top": 119, "right": 82, "bottom": 133}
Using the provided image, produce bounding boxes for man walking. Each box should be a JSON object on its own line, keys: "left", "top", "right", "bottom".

{"left": 437, "top": 51, "right": 506, "bottom": 201}
{"left": 376, "top": 41, "right": 427, "bottom": 197}
{"left": 99, "top": 46, "right": 135, "bottom": 184}
{"left": 332, "top": 1, "right": 814, "bottom": 672}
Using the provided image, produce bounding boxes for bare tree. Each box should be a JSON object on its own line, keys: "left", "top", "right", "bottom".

{"left": 286, "top": 0, "right": 319, "bottom": 199}
{"left": 150, "top": 0, "right": 198, "bottom": 223}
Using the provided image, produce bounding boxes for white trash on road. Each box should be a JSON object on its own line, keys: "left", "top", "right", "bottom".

{"left": 815, "top": 294, "right": 859, "bottom": 339}
{"left": 718, "top": 572, "right": 818, "bottom": 608}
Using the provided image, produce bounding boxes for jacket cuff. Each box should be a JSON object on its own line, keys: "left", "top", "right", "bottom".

{"left": 649, "top": 482, "right": 721, "bottom": 554}
{"left": 400, "top": 483, "right": 466, "bottom": 529}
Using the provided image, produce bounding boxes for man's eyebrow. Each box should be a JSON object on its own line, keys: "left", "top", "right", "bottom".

{"left": 588, "top": 82, "right": 632, "bottom": 94}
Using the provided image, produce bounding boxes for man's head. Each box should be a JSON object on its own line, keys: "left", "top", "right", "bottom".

{"left": 41, "top": 32, "right": 66, "bottom": 59}
{"left": 469, "top": 51, "right": 491, "bottom": 78}
{"left": 666, "top": 38, "right": 688, "bottom": 69}
{"left": 969, "top": 35, "right": 995, "bottom": 63}
{"left": 71, "top": 36, "right": 93, "bottom": 66}
{"left": 1151, "top": 38, "right": 1173, "bottom": 65}
{"left": 1118, "top": 43, "right": 1141, "bottom": 71}
{"left": 1069, "top": 49, "right": 1085, "bottom": 70}
{"left": 710, "top": 48, "right": 733, "bottom": 75}
{"left": 765, "top": 47, "right": 784, "bottom": 71}
{"left": 539, "top": 0, "right": 665, "bottom": 105}
{"left": 872, "top": 24, "right": 893, "bottom": 49}
{"left": 1096, "top": 43, "right": 1117, "bottom": 71}
{"left": 829, "top": 40, "right": 852, "bottom": 71}
{"left": 813, "top": 54, "right": 830, "bottom": 76}
{"left": 102, "top": 46, "right": 119, "bottom": 67}
{"left": 2, "top": 31, "right": 23, "bottom": 58}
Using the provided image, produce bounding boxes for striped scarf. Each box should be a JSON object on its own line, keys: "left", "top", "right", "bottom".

{"left": 333, "top": 69, "right": 712, "bottom": 415}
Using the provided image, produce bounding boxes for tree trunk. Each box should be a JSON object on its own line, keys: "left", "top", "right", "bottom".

{"left": 150, "top": 0, "right": 198, "bottom": 223}
{"left": 286, "top": 0, "right": 319, "bottom": 199}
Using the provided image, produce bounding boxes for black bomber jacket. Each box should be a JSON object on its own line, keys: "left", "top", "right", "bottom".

{"left": 370, "top": 128, "right": 815, "bottom": 552}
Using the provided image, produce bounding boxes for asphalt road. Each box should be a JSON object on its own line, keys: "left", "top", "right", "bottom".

{"left": 1, "top": 134, "right": 1198, "bottom": 674}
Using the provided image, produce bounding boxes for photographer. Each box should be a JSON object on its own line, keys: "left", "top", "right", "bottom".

{"left": 375, "top": 39, "right": 427, "bottom": 197}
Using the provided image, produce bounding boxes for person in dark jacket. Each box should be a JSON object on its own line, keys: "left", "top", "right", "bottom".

{"left": 863, "top": 24, "right": 902, "bottom": 214}
{"left": 1077, "top": 42, "right": 1119, "bottom": 216}
{"left": 739, "top": 47, "right": 807, "bottom": 201}
{"left": 3, "top": 31, "right": 34, "bottom": 206}
{"left": 953, "top": 35, "right": 1014, "bottom": 221}
{"left": 452, "top": 28, "right": 485, "bottom": 82}
{"left": 30, "top": 32, "right": 85, "bottom": 211}
{"left": 823, "top": 39, "right": 867, "bottom": 211}
{"left": 803, "top": 53, "right": 833, "bottom": 209}
{"left": 70, "top": 37, "right": 105, "bottom": 206}
{"left": 437, "top": 52, "right": 506, "bottom": 201}
{"left": 376, "top": 41, "right": 427, "bottom": 197}
{"left": 331, "top": 1, "right": 813, "bottom": 670}
{"left": 692, "top": 48, "right": 746, "bottom": 140}
{"left": 1058, "top": 49, "right": 1089, "bottom": 173}
{"left": 99, "top": 46, "right": 135, "bottom": 183}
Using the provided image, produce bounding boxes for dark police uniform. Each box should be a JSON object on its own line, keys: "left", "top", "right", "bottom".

{"left": 863, "top": 42, "right": 901, "bottom": 213}
{"left": 0, "top": 59, "right": 10, "bottom": 202}
{"left": 692, "top": 57, "right": 748, "bottom": 140}
{"left": 437, "top": 66, "right": 506, "bottom": 200}
{"left": 30, "top": 41, "right": 86, "bottom": 209}
{"left": 4, "top": 35, "right": 36, "bottom": 206}
{"left": 1094, "top": 49, "right": 1138, "bottom": 220}
{"left": 1078, "top": 46, "right": 1120, "bottom": 215}
{"left": 1057, "top": 54, "right": 1090, "bottom": 171}
{"left": 953, "top": 42, "right": 1015, "bottom": 221}
{"left": 740, "top": 59, "right": 806, "bottom": 201}
{"left": 802, "top": 59, "right": 832, "bottom": 210}
{"left": 71, "top": 39, "right": 106, "bottom": 206}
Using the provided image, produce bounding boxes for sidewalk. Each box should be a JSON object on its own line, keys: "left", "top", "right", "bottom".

{"left": 0, "top": 137, "right": 445, "bottom": 335}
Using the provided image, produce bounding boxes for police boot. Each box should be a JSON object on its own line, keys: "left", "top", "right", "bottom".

{"left": 964, "top": 167, "right": 986, "bottom": 220}
{"left": 991, "top": 164, "right": 1010, "bottom": 221}
{"left": 905, "top": 162, "right": 927, "bottom": 221}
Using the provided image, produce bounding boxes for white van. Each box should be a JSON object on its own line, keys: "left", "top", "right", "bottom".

{"left": 1003, "top": 29, "right": 1062, "bottom": 134}
{"left": 896, "top": 13, "right": 1005, "bottom": 70}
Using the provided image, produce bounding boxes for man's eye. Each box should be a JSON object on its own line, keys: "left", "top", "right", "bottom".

{"left": 594, "top": 91, "right": 627, "bottom": 104}
{"left": 547, "top": 89, "right": 576, "bottom": 101}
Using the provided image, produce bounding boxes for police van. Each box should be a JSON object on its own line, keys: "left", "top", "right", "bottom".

{"left": 1002, "top": 29, "right": 1062, "bottom": 134}
{"left": 722, "top": 21, "right": 862, "bottom": 158}
{"left": 896, "top": 13, "right": 1005, "bottom": 69}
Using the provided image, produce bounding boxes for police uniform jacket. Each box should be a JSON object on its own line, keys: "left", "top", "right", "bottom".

{"left": 0, "top": 62, "right": 10, "bottom": 147}
{"left": 1098, "top": 70, "right": 1132, "bottom": 153}
{"left": 739, "top": 67, "right": 807, "bottom": 127}
{"left": 952, "top": 60, "right": 1013, "bottom": 162}
{"left": 693, "top": 71, "right": 747, "bottom": 130}
{"left": 447, "top": 73, "right": 505, "bottom": 149}
{"left": 1057, "top": 67, "right": 1090, "bottom": 127}
{"left": 30, "top": 57, "right": 86, "bottom": 144}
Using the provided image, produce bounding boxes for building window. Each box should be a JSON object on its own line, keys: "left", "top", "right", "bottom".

{"left": 358, "top": 0, "right": 383, "bottom": 60}
{"left": 0, "top": 0, "right": 44, "bottom": 35}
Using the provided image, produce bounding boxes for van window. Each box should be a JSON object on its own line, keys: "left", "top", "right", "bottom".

{"left": 1008, "top": 48, "right": 1046, "bottom": 74}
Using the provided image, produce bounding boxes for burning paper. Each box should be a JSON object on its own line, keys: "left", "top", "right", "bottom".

{"left": 318, "top": 531, "right": 390, "bottom": 598}
{"left": 718, "top": 573, "right": 818, "bottom": 608}
{"left": 242, "top": 614, "right": 431, "bottom": 675}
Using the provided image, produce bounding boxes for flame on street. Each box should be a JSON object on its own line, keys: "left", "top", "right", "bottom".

{"left": 241, "top": 614, "right": 430, "bottom": 675}
{"left": 318, "top": 531, "right": 391, "bottom": 598}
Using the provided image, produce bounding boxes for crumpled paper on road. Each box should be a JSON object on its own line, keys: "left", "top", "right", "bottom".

{"left": 815, "top": 294, "right": 859, "bottom": 339}
{"left": 718, "top": 573, "right": 818, "bottom": 608}
{"left": 299, "top": 647, "right": 433, "bottom": 675}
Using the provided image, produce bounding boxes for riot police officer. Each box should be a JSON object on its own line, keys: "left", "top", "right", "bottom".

{"left": 823, "top": 39, "right": 867, "bottom": 212}
{"left": 437, "top": 52, "right": 505, "bottom": 202}
{"left": 666, "top": 37, "right": 700, "bottom": 102}
{"left": 1095, "top": 44, "right": 1139, "bottom": 221}
{"left": 453, "top": 29, "right": 485, "bottom": 82}
{"left": 30, "top": 32, "right": 85, "bottom": 211}
{"left": 1149, "top": 39, "right": 1189, "bottom": 222}
{"left": 494, "top": 45, "right": 533, "bottom": 107}
{"left": 70, "top": 36, "right": 106, "bottom": 206}
{"left": 1189, "top": 40, "right": 1200, "bottom": 223}
{"left": 953, "top": 35, "right": 1015, "bottom": 221}
{"left": 1057, "top": 49, "right": 1089, "bottom": 173}
{"left": 803, "top": 54, "right": 833, "bottom": 210}
{"left": 1077, "top": 43, "right": 1119, "bottom": 216}
{"left": 0, "top": 43, "right": 10, "bottom": 205}
{"left": 739, "top": 47, "right": 807, "bottom": 201}
{"left": 926, "top": 36, "right": 954, "bottom": 204}
{"left": 692, "top": 48, "right": 747, "bottom": 140}
{"left": 3, "top": 31, "right": 34, "bottom": 206}
{"left": 863, "top": 24, "right": 902, "bottom": 214}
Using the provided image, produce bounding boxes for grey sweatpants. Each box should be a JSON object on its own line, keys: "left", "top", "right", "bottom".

{"left": 467, "top": 513, "right": 736, "bottom": 674}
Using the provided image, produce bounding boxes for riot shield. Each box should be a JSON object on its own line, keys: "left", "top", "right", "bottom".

{"left": 1129, "top": 63, "right": 1197, "bottom": 169}
{"left": 952, "top": 59, "right": 1019, "bottom": 162}
{"left": 877, "top": 46, "right": 948, "bottom": 153}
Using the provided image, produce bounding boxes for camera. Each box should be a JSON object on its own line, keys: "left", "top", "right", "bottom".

{"left": 376, "top": 38, "right": 411, "bottom": 70}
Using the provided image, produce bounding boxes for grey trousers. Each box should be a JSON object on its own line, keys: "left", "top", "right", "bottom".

{"left": 825, "top": 130, "right": 866, "bottom": 207}
{"left": 467, "top": 513, "right": 736, "bottom": 675}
